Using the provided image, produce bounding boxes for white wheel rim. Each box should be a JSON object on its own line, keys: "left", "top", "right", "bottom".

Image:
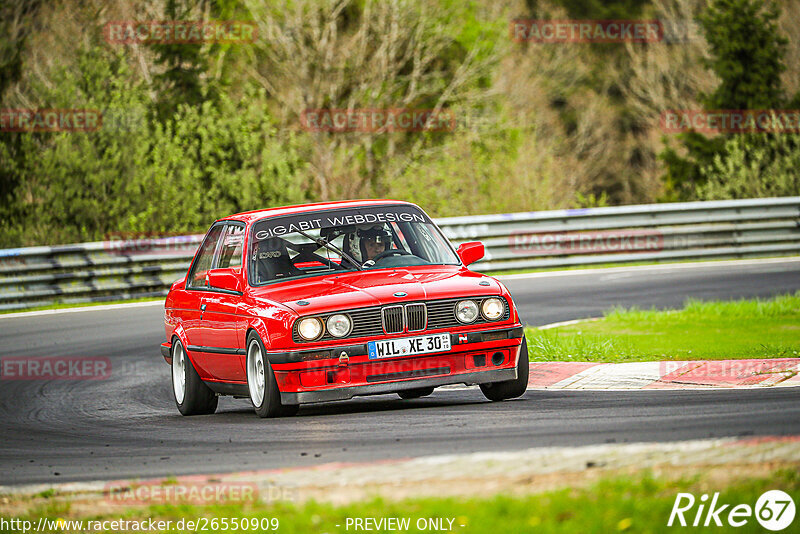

{"left": 247, "top": 339, "right": 266, "bottom": 408}
{"left": 172, "top": 342, "right": 186, "bottom": 404}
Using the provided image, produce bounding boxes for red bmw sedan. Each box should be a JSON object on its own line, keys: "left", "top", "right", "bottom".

{"left": 161, "top": 200, "right": 528, "bottom": 417}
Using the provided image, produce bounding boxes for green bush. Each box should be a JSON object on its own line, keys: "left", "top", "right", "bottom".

{"left": 0, "top": 46, "right": 308, "bottom": 247}
{"left": 697, "top": 132, "right": 800, "bottom": 199}
{"left": 130, "top": 89, "right": 309, "bottom": 237}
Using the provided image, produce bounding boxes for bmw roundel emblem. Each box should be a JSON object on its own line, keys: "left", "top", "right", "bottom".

{"left": 393, "top": 292, "right": 407, "bottom": 297}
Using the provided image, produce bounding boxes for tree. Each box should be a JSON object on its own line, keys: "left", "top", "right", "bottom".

{"left": 0, "top": 0, "right": 44, "bottom": 229}
{"left": 699, "top": 0, "right": 787, "bottom": 110}
{"left": 243, "top": 0, "right": 499, "bottom": 200}
{"left": 0, "top": 46, "right": 153, "bottom": 245}
{"left": 660, "top": 0, "right": 793, "bottom": 200}
{"left": 0, "top": 42, "right": 307, "bottom": 247}
{"left": 149, "top": 0, "right": 247, "bottom": 120}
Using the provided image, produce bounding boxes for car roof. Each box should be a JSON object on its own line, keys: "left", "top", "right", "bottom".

{"left": 218, "top": 199, "right": 419, "bottom": 224}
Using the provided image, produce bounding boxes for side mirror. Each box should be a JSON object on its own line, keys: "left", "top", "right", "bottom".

{"left": 207, "top": 268, "right": 243, "bottom": 294}
{"left": 456, "top": 241, "right": 484, "bottom": 266}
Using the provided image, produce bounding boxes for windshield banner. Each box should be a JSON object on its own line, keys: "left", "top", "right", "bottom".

{"left": 252, "top": 206, "right": 429, "bottom": 240}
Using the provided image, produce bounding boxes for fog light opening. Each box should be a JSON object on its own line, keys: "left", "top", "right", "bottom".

{"left": 473, "top": 354, "right": 486, "bottom": 367}
{"left": 491, "top": 351, "right": 505, "bottom": 366}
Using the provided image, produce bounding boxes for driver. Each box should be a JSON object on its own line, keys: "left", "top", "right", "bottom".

{"left": 346, "top": 225, "right": 393, "bottom": 263}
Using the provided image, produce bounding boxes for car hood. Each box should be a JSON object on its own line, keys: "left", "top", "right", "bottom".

{"left": 249, "top": 266, "right": 504, "bottom": 315}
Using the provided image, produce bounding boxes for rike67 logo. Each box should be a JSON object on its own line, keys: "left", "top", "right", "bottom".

{"left": 669, "top": 490, "right": 796, "bottom": 530}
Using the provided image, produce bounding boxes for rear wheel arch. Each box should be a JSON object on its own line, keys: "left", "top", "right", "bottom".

{"left": 171, "top": 332, "right": 202, "bottom": 374}
{"left": 171, "top": 337, "right": 218, "bottom": 415}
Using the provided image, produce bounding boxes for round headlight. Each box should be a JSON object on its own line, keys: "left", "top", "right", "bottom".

{"left": 455, "top": 300, "right": 479, "bottom": 323}
{"left": 297, "top": 317, "right": 323, "bottom": 340}
{"left": 481, "top": 298, "right": 504, "bottom": 320}
{"left": 326, "top": 314, "right": 352, "bottom": 338}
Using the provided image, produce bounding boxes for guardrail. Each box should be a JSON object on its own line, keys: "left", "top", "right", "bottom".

{"left": 1, "top": 197, "right": 798, "bottom": 311}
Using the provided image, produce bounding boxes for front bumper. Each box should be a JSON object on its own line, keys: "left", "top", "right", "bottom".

{"left": 160, "top": 325, "right": 525, "bottom": 405}
{"left": 272, "top": 325, "right": 524, "bottom": 405}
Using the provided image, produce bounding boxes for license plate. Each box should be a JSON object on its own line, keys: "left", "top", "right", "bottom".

{"left": 368, "top": 333, "right": 451, "bottom": 360}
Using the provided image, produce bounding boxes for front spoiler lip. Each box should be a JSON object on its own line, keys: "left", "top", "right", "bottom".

{"left": 279, "top": 367, "right": 517, "bottom": 405}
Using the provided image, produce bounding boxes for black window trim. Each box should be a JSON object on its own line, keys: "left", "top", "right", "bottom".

{"left": 185, "top": 220, "right": 246, "bottom": 293}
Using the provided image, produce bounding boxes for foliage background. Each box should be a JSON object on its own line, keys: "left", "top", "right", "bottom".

{"left": 0, "top": 0, "right": 798, "bottom": 247}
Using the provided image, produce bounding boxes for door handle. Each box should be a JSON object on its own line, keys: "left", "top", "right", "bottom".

{"left": 200, "top": 304, "right": 207, "bottom": 311}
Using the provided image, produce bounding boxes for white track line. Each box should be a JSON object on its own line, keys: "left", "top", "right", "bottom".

{"left": 0, "top": 299, "right": 164, "bottom": 320}
{"left": 536, "top": 318, "right": 601, "bottom": 330}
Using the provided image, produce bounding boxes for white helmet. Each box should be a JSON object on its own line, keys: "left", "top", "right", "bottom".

{"left": 345, "top": 225, "right": 392, "bottom": 262}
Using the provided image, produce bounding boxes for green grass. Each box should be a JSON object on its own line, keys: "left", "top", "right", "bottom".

{"left": 4, "top": 469, "right": 797, "bottom": 533}
{"left": 524, "top": 292, "right": 800, "bottom": 363}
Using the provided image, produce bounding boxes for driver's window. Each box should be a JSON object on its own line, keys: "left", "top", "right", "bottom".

{"left": 187, "top": 225, "right": 224, "bottom": 289}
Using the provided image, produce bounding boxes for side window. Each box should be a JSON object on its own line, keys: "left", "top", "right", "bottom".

{"left": 218, "top": 224, "right": 244, "bottom": 269}
{"left": 187, "top": 225, "right": 224, "bottom": 289}
{"left": 408, "top": 222, "right": 453, "bottom": 263}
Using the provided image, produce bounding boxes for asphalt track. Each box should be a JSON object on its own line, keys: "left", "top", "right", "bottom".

{"left": 1, "top": 258, "right": 799, "bottom": 486}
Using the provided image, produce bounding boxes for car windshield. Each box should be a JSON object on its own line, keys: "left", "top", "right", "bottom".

{"left": 248, "top": 205, "right": 459, "bottom": 285}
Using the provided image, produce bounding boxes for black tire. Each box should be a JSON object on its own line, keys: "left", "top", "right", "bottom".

{"left": 397, "top": 387, "right": 435, "bottom": 399}
{"left": 246, "top": 332, "right": 298, "bottom": 418}
{"left": 480, "top": 337, "right": 529, "bottom": 402}
{"left": 172, "top": 339, "right": 218, "bottom": 415}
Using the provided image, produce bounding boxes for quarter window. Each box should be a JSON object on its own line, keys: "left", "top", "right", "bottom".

{"left": 218, "top": 224, "right": 244, "bottom": 269}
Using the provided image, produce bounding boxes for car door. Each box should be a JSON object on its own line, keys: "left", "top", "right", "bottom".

{"left": 183, "top": 223, "right": 226, "bottom": 379}
{"left": 200, "top": 223, "right": 247, "bottom": 382}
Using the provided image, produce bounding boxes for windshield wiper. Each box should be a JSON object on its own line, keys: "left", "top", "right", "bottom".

{"left": 295, "top": 229, "right": 362, "bottom": 271}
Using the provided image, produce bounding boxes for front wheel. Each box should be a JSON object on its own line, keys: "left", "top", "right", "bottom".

{"left": 480, "top": 337, "right": 529, "bottom": 402}
{"left": 172, "top": 339, "right": 218, "bottom": 415}
{"left": 246, "top": 332, "right": 298, "bottom": 418}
